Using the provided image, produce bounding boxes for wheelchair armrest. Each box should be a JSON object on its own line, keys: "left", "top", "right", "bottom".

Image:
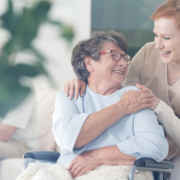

{"left": 23, "top": 151, "right": 60, "bottom": 163}
{"left": 134, "top": 158, "right": 174, "bottom": 169}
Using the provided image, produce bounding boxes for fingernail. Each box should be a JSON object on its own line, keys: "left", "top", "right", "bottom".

{"left": 74, "top": 97, "right": 76, "bottom": 100}
{"left": 69, "top": 96, "right": 71, "bottom": 99}
{"left": 81, "top": 94, "right": 83, "bottom": 97}
{"left": 65, "top": 94, "right": 67, "bottom": 97}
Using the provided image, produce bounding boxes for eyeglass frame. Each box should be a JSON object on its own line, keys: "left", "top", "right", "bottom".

{"left": 99, "top": 50, "right": 131, "bottom": 65}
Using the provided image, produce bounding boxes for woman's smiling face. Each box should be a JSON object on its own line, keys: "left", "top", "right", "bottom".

{"left": 153, "top": 17, "right": 180, "bottom": 64}
{"left": 91, "top": 42, "right": 128, "bottom": 88}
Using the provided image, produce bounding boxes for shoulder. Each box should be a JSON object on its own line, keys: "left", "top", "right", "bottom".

{"left": 55, "top": 89, "right": 71, "bottom": 105}
{"left": 57, "top": 89, "right": 65, "bottom": 97}
{"left": 143, "top": 42, "right": 155, "bottom": 49}
{"left": 143, "top": 42, "right": 159, "bottom": 56}
{"left": 55, "top": 89, "right": 83, "bottom": 108}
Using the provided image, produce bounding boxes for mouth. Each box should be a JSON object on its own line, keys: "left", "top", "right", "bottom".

{"left": 113, "top": 70, "right": 123, "bottom": 74}
{"left": 161, "top": 51, "right": 171, "bottom": 56}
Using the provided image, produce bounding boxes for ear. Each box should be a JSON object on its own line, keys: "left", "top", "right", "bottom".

{"left": 84, "top": 57, "right": 94, "bottom": 73}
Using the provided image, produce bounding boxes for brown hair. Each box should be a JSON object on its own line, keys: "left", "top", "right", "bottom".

{"left": 71, "top": 31, "right": 128, "bottom": 82}
{"left": 151, "top": 0, "right": 180, "bottom": 29}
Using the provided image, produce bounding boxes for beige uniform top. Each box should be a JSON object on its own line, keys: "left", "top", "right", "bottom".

{"left": 123, "top": 42, "right": 180, "bottom": 160}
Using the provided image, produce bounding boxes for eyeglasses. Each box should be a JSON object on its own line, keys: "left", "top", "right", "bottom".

{"left": 99, "top": 50, "right": 131, "bottom": 65}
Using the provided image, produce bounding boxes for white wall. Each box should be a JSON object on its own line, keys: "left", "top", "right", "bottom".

{"left": 0, "top": 0, "right": 91, "bottom": 90}
{"left": 33, "top": 0, "right": 91, "bottom": 90}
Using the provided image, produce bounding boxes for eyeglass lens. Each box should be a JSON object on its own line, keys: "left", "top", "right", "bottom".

{"left": 111, "top": 50, "right": 131, "bottom": 64}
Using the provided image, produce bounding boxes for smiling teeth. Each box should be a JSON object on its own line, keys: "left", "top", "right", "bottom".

{"left": 114, "top": 71, "right": 122, "bottom": 73}
{"left": 161, "top": 51, "right": 170, "bottom": 54}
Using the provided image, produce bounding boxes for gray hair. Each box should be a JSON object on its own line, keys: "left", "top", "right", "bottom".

{"left": 71, "top": 31, "right": 128, "bottom": 82}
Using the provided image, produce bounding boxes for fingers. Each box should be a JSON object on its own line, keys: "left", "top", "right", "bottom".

{"left": 79, "top": 85, "right": 86, "bottom": 97}
{"left": 140, "top": 91, "right": 154, "bottom": 99}
{"left": 76, "top": 167, "right": 86, "bottom": 177}
{"left": 74, "top": 86, "right": 80, "bottom": 100}
{"left": 63, "top": 79, "right": 86, "bottom": 100}
{"left": 141, "top": 96, "right": 156, "bottom": 104}
{"left": 68, "top": 158, "right": 84, "bottom": 178}
{"left": 69, "top": 161, "right": 79, "bottom": 175}
{"left": 69, "top": 161, "right": 87, "bottom": 178}
{"left": 69, "top": 82, "right": 75, "bottom": 99}
{"left": 68, "top": 160, "right": 76, "bottom": 171}
{"left": 136, "top": 84, "right": 147, "bottom": 90}
{"left": 71, "top": 165, "right": 82, "bottom": 178}
{"left": 140, "top": 102, "right": 153, "bottom": 110}
{"left": 63, "top": 81, "right": 70, "bottom": 97}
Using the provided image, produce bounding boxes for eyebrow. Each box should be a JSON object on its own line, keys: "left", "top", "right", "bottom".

{"left": 153, "top": 30, "right": 172, "bottom": 36}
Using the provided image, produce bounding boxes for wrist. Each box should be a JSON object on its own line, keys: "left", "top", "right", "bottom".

{"left": 90, "top": 149, "right": 102, "bottom": 165}
{"left": 114, "top": 102, "right": 127, "bottom": 117}
{"left": 152, "top": 98, "right": 160, "bottom": 110}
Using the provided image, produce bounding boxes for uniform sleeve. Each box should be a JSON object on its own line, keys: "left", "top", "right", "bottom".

{"left": 154, "top": 100, "right": 180, "bottom": 147}
{"left": 1, "top": 92, "right": 35, "bottom": 129}
{"left": 52, "top": 90, "right": 90, "bottom": 154}
{"left": 122, "top": 46, "right": 145, "bottom": 86}
{"left": 117, "top": 109, "right": 168, "bottom": 162}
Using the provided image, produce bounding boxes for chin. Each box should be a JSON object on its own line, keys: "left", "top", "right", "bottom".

{"left": 160, "top": 57, "right": 173, "bottom": 64}
{"left": 115, "top": 80, "right": 123, "bottom": 86}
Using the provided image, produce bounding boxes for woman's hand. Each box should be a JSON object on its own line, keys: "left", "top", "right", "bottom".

{"left": 136, "top": 84, "right": 160, "bottom": 110}
{"left": 63, "top": 79, "right": 87, "bottom": 100}
{"left": 116, "top": 84, "right": 160, "bottom": 115}
{"left": 68, "top": 151, "right": 101, "bottom": 178}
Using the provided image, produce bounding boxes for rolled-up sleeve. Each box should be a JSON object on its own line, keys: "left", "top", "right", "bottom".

{"left": 117, "top": 109, "right": 168, "bottom": 162}
{"left": 52, "top": 90, "right": 90, "bottom": 153}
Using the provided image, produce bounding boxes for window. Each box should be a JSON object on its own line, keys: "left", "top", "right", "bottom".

{"left": 91, "top": 0, "right": 164, "bottom": 58}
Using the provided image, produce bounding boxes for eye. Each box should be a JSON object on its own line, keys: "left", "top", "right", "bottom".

{"left": 164, "top": 37, "right": 170, "bottom": 40}
{"left": 112, "top": 55, "right": 118, "bottom": 60}
{"left": 154, "top": 33, "right": 158, "bottom": 37}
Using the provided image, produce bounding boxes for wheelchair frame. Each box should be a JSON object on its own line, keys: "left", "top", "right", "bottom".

{"left": 23, "top": 151, "right": 174, "bottom": 180}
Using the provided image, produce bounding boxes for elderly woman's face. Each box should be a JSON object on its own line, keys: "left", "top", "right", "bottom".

{"left": 91, "top": 42, "right": 128, "bottom": 87}
{"left": 153, "top": 17, "right": 180, "bottom": 64}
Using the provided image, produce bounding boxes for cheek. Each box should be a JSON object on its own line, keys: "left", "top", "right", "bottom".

{"left": 124, "top": 67, "right": 128, "bottom": 76}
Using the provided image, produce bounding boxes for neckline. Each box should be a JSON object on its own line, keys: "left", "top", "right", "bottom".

{"left": 168, "top": 79, "right": 180, "bottom": 91}
{"left": 87, "top": 84, "right": 122, "bottom": 97}
{"left": 167, "top": 64, "right": 180, "bottom": 90}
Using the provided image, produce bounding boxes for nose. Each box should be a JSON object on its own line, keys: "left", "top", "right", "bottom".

{"left": 154, "top": 37, "right": 163, "bottom": 50}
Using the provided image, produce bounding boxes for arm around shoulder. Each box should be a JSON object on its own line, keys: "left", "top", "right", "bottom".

{"left": 154, "top": 100, "right": 180, "bottom": 147}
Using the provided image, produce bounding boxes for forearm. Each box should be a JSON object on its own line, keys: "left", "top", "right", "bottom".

{"left": 75, "top": 104, "right": 125, "bottom": 149}
{"left": 75, "top": 88, "right": 153, "bottom": 149}
{"left": 91, "top": 146, "right": 136, "bottom": 166}
{"left": 154, "top": 100, "right": 180, "bottom": 147}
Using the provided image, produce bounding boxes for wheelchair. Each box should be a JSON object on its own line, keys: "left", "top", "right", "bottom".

{"left": 22, "top": 151, "right": 174, "bottom": 180}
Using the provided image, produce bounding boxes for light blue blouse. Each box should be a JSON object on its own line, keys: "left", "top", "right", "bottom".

{"left": 52, "top": 85, "right": 168, "bottom": 166}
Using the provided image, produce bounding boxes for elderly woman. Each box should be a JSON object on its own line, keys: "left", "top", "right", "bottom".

{"left": 53, "top": 31, "right": 168, "bottom": 179}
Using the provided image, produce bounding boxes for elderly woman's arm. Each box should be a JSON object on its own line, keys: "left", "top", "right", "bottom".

{"left": 69, "top": 108, "right": 168, "bottom": 178}
{"left": 53, "top": 89, "right": 154, "bottom": 152}
{"left": 68, "top": 146, "right": 136, "bottom": 178}
{"left": 74, "top": 88, "right": 155, "bottom": 149}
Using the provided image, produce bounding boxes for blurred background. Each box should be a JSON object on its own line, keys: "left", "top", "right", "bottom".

{"left": 0, "top": 0, "right": 165, "bottom": 116}
{"left": 92, "top": 0, "right": 164, "bottom": 58}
